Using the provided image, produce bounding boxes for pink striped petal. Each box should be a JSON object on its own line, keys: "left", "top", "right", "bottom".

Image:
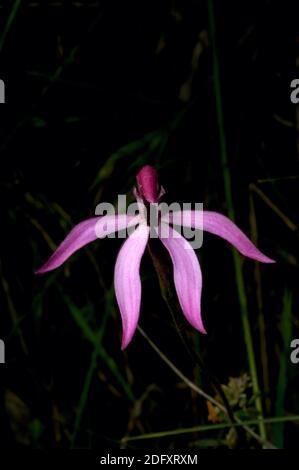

{"left": 159, "top": 223, "right": 206, "bottom": 334}
{"left": 162, "top": 210, "right": 275, "bottom": 263}
{"left": 114, "top": 223, "right": 150, "bottom": 349}
{"left": 36, "top": 214, "right": 139, "bottom": 274}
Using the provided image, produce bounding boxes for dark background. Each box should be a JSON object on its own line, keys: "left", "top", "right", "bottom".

{"left": 0, "top": 0, "right": 298, "bottom": 449}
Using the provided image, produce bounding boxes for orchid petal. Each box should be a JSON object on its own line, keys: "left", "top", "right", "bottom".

{"left": 36, "top": 214, "right": 139, "bottom": 274}
{"left": 158, "top": 223, "right": 206, "bottom": 334}
{"left": 114, "top": 223, "right": 150, "bottom": 349}
{"left": 162, "top": 210, "right": 275, "bottom": 263}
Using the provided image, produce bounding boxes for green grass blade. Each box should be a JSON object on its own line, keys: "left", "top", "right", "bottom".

{"left": 273, "top": 289, "right": 293, "bottom": 447}
{"left": 123, "top": 415, "right": 299, "bottom": 442}
{"left": 207, "top": 0, "right": 266, "bottom": 440}
{"left": 0, "top": 0, "right": 22, "bottom": 53}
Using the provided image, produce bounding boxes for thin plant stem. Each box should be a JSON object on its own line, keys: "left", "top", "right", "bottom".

{"left": 124, "top": 411, "right": 299, "bottom": 442}
{"left": 137, "top": 327, "right": 276, "bottom": 448}
{"left": 147, "top": 241, "right": 239, "bottom": 436}
{"left": 249, "top": 193, "right": 271, "bottom": 413}
{"left": 0, "top": 0, "right": 22, "bottom": 53}
{"left": 71, "top": 330, "right": 102, "bottom": 448}
{"left": 207, "top": 0, "right": 266, "bottom": 440}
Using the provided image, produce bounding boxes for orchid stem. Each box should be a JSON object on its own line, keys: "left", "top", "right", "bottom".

{"left": 137, "top": 326, "right": 276, "bottom": 448}
{"left": 207, "top": 0, "right": 266, "bottom": 441}
{"left": 147, "top": 241, "right": 237, "bottom": 430}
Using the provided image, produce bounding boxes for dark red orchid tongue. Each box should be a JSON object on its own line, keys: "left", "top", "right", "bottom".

{"left": 136, "top": 165, "right": 159, "bottom": 203}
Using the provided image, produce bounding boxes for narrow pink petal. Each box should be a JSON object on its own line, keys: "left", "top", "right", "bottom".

{"left": 36, "top": 214, "right": 139, "bottom": 274}
{"left": 114, "top": 224, "right": 150, "bottom": 349}
{"left": 162, "top": 210, "right": 275, "bottom": 263}
{"left": 159, "top": 223, "right": 206, "bottom": 334}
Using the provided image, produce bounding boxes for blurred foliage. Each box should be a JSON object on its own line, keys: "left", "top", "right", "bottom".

{"left": 0, "top": 0, "right": 298, "bottom": 449}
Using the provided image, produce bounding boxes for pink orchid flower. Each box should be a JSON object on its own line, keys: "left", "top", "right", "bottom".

{"left": 36, "top": 165, "right": 275, "bottom": 349}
